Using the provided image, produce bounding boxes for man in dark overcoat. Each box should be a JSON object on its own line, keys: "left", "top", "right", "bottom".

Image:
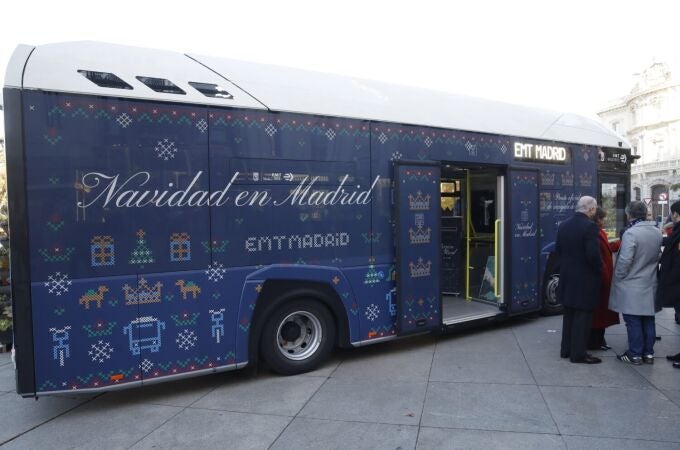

{"left": 556, "top": 196, "right": 603, "bottom": 364}
{"left": 659, "top": 200, "right": 680, "bottom": 366}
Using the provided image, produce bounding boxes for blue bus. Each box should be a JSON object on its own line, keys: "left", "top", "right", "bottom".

{"left": 3, "top": 42, "right": 631, "bottom": 396}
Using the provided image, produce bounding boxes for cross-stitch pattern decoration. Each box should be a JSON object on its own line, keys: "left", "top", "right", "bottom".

{"left": 170, "top": 233, "right": 191, "bottom": 262}
{"left": 209, "top": 308, "right": 226, "bottom": 344}
{"left": 44, "top": 272, "right": 72, "bottom": 296}
{"left": 365, "top": 304, "right": 380, "bottom": 321}
{"left": 175, "top": 280, "right": 201, "bottom": 299}
{"left": 123, "top": 278, "right": 163, "bottom": 305}
{"left": 170, "top": 312, "right": 200, "bottom": 326}
{"left": 78, "top": 285, "right": 109, "bottom": 310}
{"left": 123, "top": 316, "right": 166, "bottom": 355}
{"left": 82, "top": 321, "right": 117, "bottom": 338}
{"left": 205, "top": 263, "right": 226, "bottom": 282}
{"left": 38, "top": 246, "right": 75, "bottom": 263}
{"left": 176, "top": 329, "right": 198, "bottom": 350}
{"left": 155, "top": 138, "right": 178, "bottom": 160}
{"left": 129, "top": 229, "right": 154, "bottom": 265}
{"left": 49, "top": 326, "right": 72, "bottom": 367}
{"left": 88, "top": 340, "right": 114, "bottom": 363}
{"left": 91, "top": 236, "right": 115, "bottom": 267}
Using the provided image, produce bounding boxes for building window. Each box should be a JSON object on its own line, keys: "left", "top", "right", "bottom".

{"left": 611, "top": 122, "right": 619, "bottom": 132}
{"left": 634, "top": 187, "right": 641, "bottom": 201}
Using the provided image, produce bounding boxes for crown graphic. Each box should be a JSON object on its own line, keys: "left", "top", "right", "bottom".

{"left": 541, "top": 171, "right": 556, "bottom": 186}
{"left": 561, "top": 171, "right": 574, "bottom": 186}
{"left": 409, "top": 226, "right": 432, "bottom": 244}
{"left": 578, "top": 172, "right": 592, "bottom": 187}
{"left": 123, "top": 277, "right": 163, "bottom": 305}
{"left": 408, "top": 191, "right": 430, "bottom": 210}
{"left": 409, "top": 258, "right": 432, "bottom": 278}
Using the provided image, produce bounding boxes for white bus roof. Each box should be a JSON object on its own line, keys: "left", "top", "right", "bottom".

{"left": 5, "top": 41, "right": 628, "bottom": 149}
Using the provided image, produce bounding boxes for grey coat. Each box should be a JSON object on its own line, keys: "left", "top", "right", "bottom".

{"left": 609, "top": 221, "right": 662, "bottom": 316}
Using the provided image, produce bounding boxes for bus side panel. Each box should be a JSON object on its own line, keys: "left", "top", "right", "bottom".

{"left": 507, "top": 170, "right": 541, "bottom": 313}
{"left": 538, "top": 164, "right": 576, "bottom": 283}
{"left": 343, "top": 264, "right": 396, "bottom": 341}
{"left": 572, "top": 145, "right": 598, "bottom": 199}
{"left": 32, "top": 275, "right": 140, "bottom": 392}
{"left": 137, "top": 269, "right": 241, "bottom": 380}
{"left": 207, "top": 109, "right": 372, "bottom": 269}
{"left": 3, "top": 87, "right": 36, "bottom": 395}
{"left": 22, "top": 92, "right": 216, "bottom": 392}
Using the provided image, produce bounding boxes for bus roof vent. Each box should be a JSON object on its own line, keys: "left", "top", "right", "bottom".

{"left": 188, "top": 81, "right": 233, "bottom": 99}
{"left": 77, "top": 70, "right": 133, "bottom": 89}
{"left": 136, "top": 76, "right": 186, "bottom": 94}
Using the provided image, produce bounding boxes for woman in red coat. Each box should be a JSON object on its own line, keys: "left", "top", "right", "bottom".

{"left": 588, "top": 207, "right": 621, "bottom": 350}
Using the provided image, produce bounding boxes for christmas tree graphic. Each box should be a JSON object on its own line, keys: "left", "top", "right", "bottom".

{"left": 129, "top": 229, "right": 155, "bottom": 265}
{"left": 364, "top": 258, "right": 383, "bottom": 287}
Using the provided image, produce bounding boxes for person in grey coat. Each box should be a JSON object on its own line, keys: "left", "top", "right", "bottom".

{"left": 609, "top": 201, "right": 662, "bottom": 365}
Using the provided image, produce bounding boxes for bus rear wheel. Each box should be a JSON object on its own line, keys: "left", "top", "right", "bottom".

{"left": 260, "top": 299, "right": 335, "bottom": 375}
{"left": 542, "top": 273, "right": 563, "bottom": 315}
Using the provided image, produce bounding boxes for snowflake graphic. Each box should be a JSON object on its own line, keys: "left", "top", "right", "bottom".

{"left": 424, "top": 136, "right": 433, "bottom": 148}
{"left": 390, "top": 151, "right": 403, "bottom": 161}
{"left": 365, "top": 304, "right": 380, "bottom": 321}
{"left": 465, "top": 140, "right": 477, "bottom": 156}
{"left": 378, "top": 132, "right": 388, "bottom": 144}
{"left": 325, "top": 129, "right": 336, "bottom": 141}
{"left": 116, "top": 113, "right": 132, "bottom": 128}
{"left": 140, "top": 358, "right": 154, "bottom": 373}
{"left": 264, "top": 123, "right": 277, "bottom": 137}
{"left": 88, "top": 340, "right": 114, "bottom": 363}
{"left": 155, "top": 138, "right": 178, "bottom": 161}
{"left": 44, "top": 272, "right": 72, "bottom": 296}
{"left": 176, "top": 329, "right": 197, "bottom": 350}
{"left": 500, "top": 143, "right": 507, "bottom": 154}
{"left": 196, "top": 118, "right": 208, "bottom": 133}
{"left": 205, "top": 263, "right": 226, "bottom": 282}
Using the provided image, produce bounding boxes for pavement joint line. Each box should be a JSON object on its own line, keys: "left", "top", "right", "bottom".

{"left": 124, "top": 373, "right": 226, "bottom": 449}
{"left": 414, "top": 337, "right": 438, "bottom": 450}
{"left": 267, "top": 367, "right": 334, "bottom": 449}
{"left": 183, "top": 404, "right": 295, "bottom": 419}
{"left": 417, "top": 424, "right": 680, "bottom": 444}
{"left": 511, "top": 325, "right": 565, "bottom": 443}
{"left": 0, "top": 393, "right": 103, "bottom": 447}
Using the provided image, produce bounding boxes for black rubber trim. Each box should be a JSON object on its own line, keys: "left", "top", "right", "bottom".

{"left": 3, "top": 87, "right": 36, "bottom": 396}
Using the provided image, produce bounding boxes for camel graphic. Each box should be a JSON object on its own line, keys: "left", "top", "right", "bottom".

{"left": 175, "top": 280, "right": 201, "bottom": 300}
{"left": 79, "top": 286, "right": 109, "bottom": 309}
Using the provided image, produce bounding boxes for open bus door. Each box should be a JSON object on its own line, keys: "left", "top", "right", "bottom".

{"left": 394, "top": 162, "right": 442, "bottom": 335}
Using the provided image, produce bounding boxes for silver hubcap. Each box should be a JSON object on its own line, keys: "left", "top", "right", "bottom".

{"left": 546, "top": 275, "right": 560, "bottom": 306}
{"left": 276, "top": 311, "right": 322, "bottom": 361}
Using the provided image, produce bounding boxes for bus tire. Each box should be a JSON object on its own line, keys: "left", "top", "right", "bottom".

{"left": 542, "top": 273, "right": 563, "bottom": 315}
{"left": 260, "top": 299, "right": 335, "bottom": 375}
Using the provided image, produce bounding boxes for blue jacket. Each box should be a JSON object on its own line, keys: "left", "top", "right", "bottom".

{"left": 556, "top": 212, "right": 602, "bottom": 311}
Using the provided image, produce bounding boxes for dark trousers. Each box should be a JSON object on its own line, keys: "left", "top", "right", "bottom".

{"left": 561, "top": 307, "right": 593, "bottom": 362}
{"left": 588, "top": 328, "right": 606, "bottom": 349}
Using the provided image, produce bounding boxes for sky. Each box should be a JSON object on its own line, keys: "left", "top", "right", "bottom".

{"left": 1, "top": 0, "right": 680, "bottom": 137}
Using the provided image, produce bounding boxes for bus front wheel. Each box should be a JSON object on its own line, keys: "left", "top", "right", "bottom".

{"left": 260, "top": 299, "right": 335, "bottom": 375}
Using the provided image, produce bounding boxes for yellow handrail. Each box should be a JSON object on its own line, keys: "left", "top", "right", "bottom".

{"left": 494, "top": 219, "right": 501, "bottom": 298}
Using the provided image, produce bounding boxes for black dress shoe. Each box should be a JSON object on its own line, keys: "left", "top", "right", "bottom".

{"left": 571, "top": 355, "right": 602, "bottom": 364}
{"left": 673, "top": 362, "right": 680, "bottom": 369}
{"left": 666, "top": 353, "right": 680, "bottom": 362}
{"left": 560, "top": 352, "right": 570, "bottom": 359}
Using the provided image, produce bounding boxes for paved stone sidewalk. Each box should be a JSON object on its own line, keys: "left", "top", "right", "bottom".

{"left": 0, "top": 309, "right": 678, "bottom": 449}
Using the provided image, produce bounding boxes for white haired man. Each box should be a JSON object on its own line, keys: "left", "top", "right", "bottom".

{"left": 556, "top": 196, "right": 603, "bottom": 364}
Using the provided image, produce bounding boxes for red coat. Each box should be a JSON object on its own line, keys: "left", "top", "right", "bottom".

{"left": 592, "top": 227, "right": 620, "bottom": 329}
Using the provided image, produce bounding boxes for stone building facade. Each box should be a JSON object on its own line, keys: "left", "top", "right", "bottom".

{"left": 598, "top": 62, "right": 680, "bottom": 220}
